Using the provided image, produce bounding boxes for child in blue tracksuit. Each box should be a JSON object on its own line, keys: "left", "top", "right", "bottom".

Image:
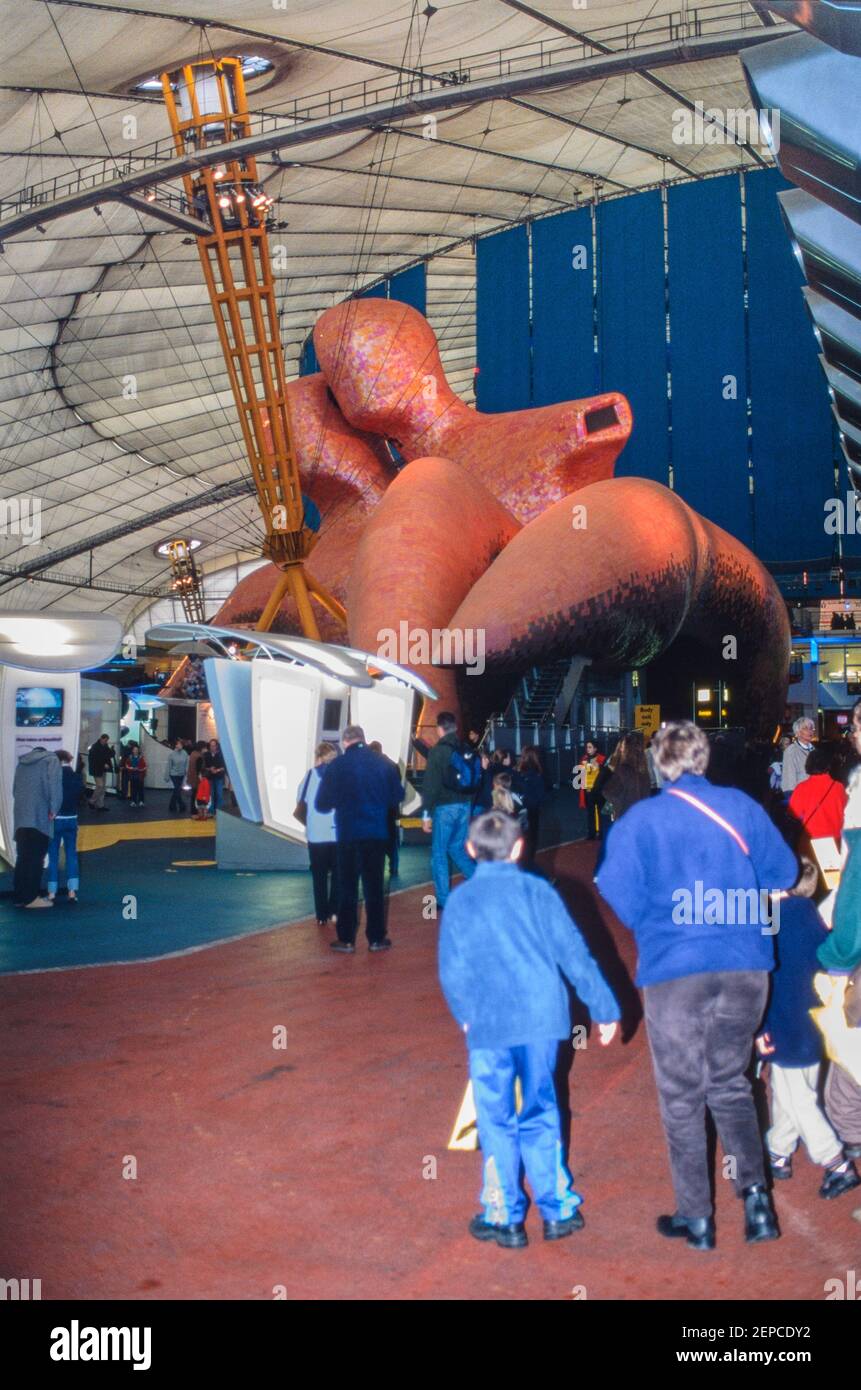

{"left": 438, "top": 810, "right": 620, "bottom": 1248}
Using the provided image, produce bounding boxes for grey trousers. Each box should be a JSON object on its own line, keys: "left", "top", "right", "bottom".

{"left": 825, "top": 1060, "right": 861, "bottom": 1147}
{"left": 644, "top": 970, "right": 770, "bottom": 1220}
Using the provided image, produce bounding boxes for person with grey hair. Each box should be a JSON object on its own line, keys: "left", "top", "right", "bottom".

{"left": 596, "top": 719, "right": 798, "bottom": 1251}
{"left": 315, "top": 724, "right": 404, "bottom": 953}
{"left": 781, "top": 717, "right": 817, "bottom": 795}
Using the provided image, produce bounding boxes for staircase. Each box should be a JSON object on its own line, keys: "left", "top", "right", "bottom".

{"left": 503, "top": 658, "right": 571, "bottom": 723}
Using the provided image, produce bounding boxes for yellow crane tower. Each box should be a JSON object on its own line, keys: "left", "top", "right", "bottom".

{"left": 159, "top": 57, "right": 347, "bottom": 639}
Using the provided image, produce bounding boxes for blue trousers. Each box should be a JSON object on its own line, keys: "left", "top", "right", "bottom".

{"left": 469, "top": 1040, "right": 581, "bottom": 1225}
{"left": 47, "top": 815, "right": 79, "bottom": 893}
{"left": 431, "top": 801, "right": 474, "bottom": 906}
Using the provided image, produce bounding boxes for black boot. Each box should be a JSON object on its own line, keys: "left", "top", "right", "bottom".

{"left": 819, "top": 1161, "right": 861, "bottom": 1200}
{"left": 742, "top": 1183, "right": 780, "bottom": 1243}
{"left": 468, "top": 1214, "right": 527, "bottom": 1249}
{"left": 543, "top": 1210, "right": 585, "bottom": 1240}
{"left": 656, "top": 1213, "right": 715, "bottom": 1251}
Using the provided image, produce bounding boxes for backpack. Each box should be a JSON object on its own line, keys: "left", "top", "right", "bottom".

{"left": 442, "top": 743, "right": 483, "bottom": 794}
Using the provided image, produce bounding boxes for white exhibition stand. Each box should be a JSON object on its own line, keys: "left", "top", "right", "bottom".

{"left": 147, "top": 624, "right": 432, "bottom": 857}
{"left": 0, "top": 613, "right": 123, "bottom": 867}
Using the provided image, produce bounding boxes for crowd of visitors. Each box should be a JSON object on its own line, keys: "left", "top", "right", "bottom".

{"left": 433, "top": 710, "right": 861, "bottom": 1250}
{"left": 81, "top": 732, "right": 229, "bottom": 818}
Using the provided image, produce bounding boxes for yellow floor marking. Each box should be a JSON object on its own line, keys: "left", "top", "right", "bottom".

{"left": 78, "top": 819, "right": 215, "bottom": 851}
{"left": 171, "top": 859, "right": 217, "bottom": 868}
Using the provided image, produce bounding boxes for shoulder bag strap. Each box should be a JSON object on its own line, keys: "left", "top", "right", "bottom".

{"left": 666, "top": 787, "right": 751, "bottom": 857}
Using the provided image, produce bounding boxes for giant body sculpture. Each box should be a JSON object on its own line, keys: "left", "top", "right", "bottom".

{"left": 216, "top": 298, "right": 789, "bottom": 736}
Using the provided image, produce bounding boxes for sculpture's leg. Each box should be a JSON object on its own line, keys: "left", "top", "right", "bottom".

{"left": 346, "top": 456, "right": 521, "bottom": 723}
{"left": 448, "top": 478, "right": 789, "bottom": 738}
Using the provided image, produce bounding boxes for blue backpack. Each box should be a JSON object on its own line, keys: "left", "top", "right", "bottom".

{"left": 443, "top": 744, "right": 483, "bottom": 794}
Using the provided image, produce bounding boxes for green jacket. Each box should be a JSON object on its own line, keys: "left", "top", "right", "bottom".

{"left": 819, "top": 826, "right": 861, "bottom": 974}
{"left": 421, "top": 732, "right": 474, "bottom": 815}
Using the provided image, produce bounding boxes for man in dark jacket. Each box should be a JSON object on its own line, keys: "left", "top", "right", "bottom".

{"left": 421, "top": 712, "right": 476, "bottom": 909}
{"left": 13, "top": 746, "right": 63, "bottom": 908}
{"left": 316, "top": 725, "right": 404, "bottom": 953}
{"left": 87, "top": 733, "right": 114, "bottom": 811}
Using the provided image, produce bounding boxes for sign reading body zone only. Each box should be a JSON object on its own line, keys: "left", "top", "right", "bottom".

{"left": 634, "top": 705, "right": 660, "bottom": 736}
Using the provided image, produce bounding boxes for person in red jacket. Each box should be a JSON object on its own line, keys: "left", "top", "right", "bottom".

{"left": 788, "top": 745, "right": 847, "bottom": 849}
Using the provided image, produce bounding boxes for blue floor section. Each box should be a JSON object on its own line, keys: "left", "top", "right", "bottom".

{"left": 0, "top": 790, "right": 587, "bottom": 974}
{"left": 0, "top": 839, "right": 433, "bottom": 975}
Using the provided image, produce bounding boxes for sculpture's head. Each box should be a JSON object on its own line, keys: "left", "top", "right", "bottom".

{"left": 313, "top": 297, "right": 460, "bottom": 447}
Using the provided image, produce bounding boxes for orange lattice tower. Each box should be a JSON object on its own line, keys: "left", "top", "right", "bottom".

{"left": 160, "top": 57, "right": 345, "bottom": 638}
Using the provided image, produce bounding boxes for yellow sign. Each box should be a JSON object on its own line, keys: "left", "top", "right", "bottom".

{"left": 634, "top": 704, "right": 660, "bottom": 736}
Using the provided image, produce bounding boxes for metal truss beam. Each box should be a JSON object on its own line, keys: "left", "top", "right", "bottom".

{"left": 0, "top": 564, "right": 169, "bottom": 598}
{"left": 118, "top": 193, "right": 213, "bottom": 235}
{"left": 10, "top": 475, "right": 256, "bottom": 579}
{"left": 0, "top": 24, "right": 785, "bottom": 243}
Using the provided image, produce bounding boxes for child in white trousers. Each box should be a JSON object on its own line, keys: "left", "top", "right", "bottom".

{"left": 757, "top": 861, "right": 860, "bottom": 1200}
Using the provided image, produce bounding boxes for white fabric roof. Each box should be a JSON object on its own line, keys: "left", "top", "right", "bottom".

{"left": 0, "top": 0, "right": 781, "bottom": 625}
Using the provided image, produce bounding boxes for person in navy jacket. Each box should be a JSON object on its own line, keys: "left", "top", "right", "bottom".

{"left": 756, "top": 859, "right": 860, "bottom": 1200}
{"left": 596, "top": 720, "right": 798, "bottom": 1251}
{"left": 315, "top": 725, "right": 403, "bottom": 953}
{"left": 439, "top": 810, "right": 620, "bottom": 1248}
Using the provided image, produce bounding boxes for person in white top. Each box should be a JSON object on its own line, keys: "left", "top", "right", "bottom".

{"left": 298, "top": 742, "right": 339, "bottom": 925}
{"left": 781, "top": 717, "right": 817, "bottom": 795}
{"left": 167, "top": 739, "right": 189, "bottom": 814}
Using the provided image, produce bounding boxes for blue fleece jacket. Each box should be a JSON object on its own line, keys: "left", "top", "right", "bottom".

{"left": 595, "top": 773, "right": 798, "bottom": 987}
{"left": 438, "top": 862, "right": 620, "bottom": 1049}
{"left": 761, "top": 896, "right": 828, "bottom": 1068}
{"left": 315, "top": 742, "right": 403, "bottom": 843}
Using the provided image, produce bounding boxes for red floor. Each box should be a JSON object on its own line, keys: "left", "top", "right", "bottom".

{"left": 0, "top": 842, "right": 857, "bottom": 1301}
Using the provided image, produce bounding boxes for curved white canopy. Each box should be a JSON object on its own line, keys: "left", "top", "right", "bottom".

{"left": 0, "top": 610, "right": 122, "bottom": 671}
{"left": 146, "top": 620, "right": 439, "bottom": 697}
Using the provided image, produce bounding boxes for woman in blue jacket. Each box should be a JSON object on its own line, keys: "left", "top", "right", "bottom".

{"left": 596, "top": 720, "right": 798, "bottom": 1251}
